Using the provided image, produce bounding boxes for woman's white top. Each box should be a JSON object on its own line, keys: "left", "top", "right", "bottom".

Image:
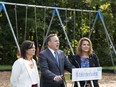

{"left": 26, "top": 60, "right": 38, "bottom": 84}
{"left": 10, "top": 58, "right": 40, "bottom": 87}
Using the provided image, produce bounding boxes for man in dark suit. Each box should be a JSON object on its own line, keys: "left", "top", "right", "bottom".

{"left": 38, "top": 34, "right": 74, "bottom": 87}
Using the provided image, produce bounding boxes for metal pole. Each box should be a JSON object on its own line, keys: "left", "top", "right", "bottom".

{"left": 0, "top": 1, "right": 98, "bottom": 13}
{"left": 55, "top": 7, "right": 81, "bottom": 87}
{"left": 14, "top": 4, "right": 19, "bottom": 41}
{"left": 2, "top": 3, "right": 20, "bottom": 54}
{"left": 88, "top": 13, "right": 98, "bottom": 38}
{"left": 56, "top": 8, "right": 74, "bottom": 55}
{"left": 106, "top": 35, "right": 116, "bottom": 73}
{"left": 24, "top": 6, "right": 28, "bottom": 41}
{"left": 40, "top": 10, "right": 55, "bottom": 51}
{"left": 98, "top": 11, "right": 116, "bottom": 73}
{"left": 90, "top": 81, "right": 94, "bottom": 87}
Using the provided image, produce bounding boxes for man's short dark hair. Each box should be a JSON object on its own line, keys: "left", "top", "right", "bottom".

{"left": 46, "top": 34, "right": 57, "bottom": 45}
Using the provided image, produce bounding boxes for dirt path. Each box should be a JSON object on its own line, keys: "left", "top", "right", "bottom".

{"left": 0, "top": 71, "right": 116, "bottom": 87}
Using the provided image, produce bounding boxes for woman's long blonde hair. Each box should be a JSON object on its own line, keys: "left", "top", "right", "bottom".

{"left": 76, "top": 37, "right": 93, "bottom": 55}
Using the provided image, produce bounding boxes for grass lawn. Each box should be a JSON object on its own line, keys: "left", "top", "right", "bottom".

{"left": 102, "top": 66, "right": 116, "bottom": 70}
{"left": 0, "top": 65, "right": 116, "bottom": 80}
{"left": 0, "top": 65, "right": 116, "bottom": 70}
{"left": 0, "top": 65, "right": 12, "bottom": 70}
{"left": 65, "top": 72, "right": 71, "bottom": 80}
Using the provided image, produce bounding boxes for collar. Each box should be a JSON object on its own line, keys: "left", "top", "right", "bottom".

{"left": 48, "top": 47, "right": 56, "bottom": 57}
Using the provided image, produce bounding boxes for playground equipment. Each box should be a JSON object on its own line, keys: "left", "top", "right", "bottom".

{"left": 0, "top": 1, "right": 116, "bottom": 74}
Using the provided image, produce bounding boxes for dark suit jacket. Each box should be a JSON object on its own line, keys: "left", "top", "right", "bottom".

{"left": 71, "top": 54, "right": 100, "bottom": 87}
{"left": 38, "top": 48, "right": 73, "bottom": 87}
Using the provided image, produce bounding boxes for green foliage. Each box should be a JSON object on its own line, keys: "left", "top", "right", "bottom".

{"left": 95, "top": 46, "right": 112, "bottom": 66}
{"left": 0, "top": 0, "right": 116, "bottom": 66}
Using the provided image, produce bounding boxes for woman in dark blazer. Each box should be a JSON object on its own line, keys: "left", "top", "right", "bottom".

{"left": 72, "top": 37, "right": 100, "bottom": 87}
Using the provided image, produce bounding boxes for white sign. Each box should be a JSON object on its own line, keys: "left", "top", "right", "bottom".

{"left": 72, "top": 67, "right": 102, "bottom": 81}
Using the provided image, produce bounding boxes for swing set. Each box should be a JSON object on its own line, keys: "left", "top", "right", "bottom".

{"left": 0, "top": 1, "right": 116, "bottom": 73}
{"left": 1, "top": 1, "right": 116, "bottom": 87}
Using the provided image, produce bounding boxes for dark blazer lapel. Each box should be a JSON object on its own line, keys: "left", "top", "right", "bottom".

{"left": 89, "top": 55, "right": 92, "bottom": 66}
{"left": 77, "top": 55, "right": 81, "bottom": 68}
{"left": 47, "top": 49, "right": 60, "bottom": 68}
{"left": 46, "top": 49, "right": 54, "bottom": 60}
{"left": 89, "top": 54, "right": 96, "bottom": 67}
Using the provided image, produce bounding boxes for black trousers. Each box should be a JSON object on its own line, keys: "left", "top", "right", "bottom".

{"left": 32, "top": 84, "right": 37, "bottom": 87}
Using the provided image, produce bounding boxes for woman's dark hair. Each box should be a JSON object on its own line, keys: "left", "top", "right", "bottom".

{"left": 21, "top": 40, "right": 34, "bottom": 59}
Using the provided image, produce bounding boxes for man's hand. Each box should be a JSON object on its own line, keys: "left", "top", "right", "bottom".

{"left": 53, "top": 75, "right": 62, "bottom": 82}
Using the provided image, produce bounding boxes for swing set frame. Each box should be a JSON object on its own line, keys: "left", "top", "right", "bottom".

{"left": 0, "top": 1, "right": 116, "bottom": 74}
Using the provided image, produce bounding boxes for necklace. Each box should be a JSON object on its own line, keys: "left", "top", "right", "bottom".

{"left": 29, "top": 63, "right": 34, "bottom": 69}
{"left": 28, "top": 60, "right": 34, "bottom": 69}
